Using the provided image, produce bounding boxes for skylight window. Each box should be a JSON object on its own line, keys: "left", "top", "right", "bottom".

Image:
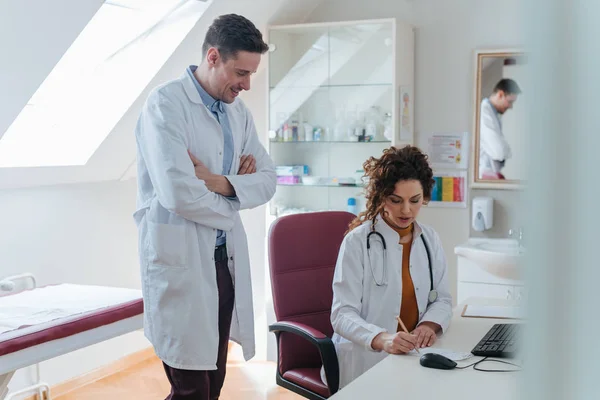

{"left": 0, "top": 0, "right": 213, "bottom": 168}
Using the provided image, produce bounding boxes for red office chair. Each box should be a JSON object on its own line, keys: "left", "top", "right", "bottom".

{"left": 268, "top": 211, "right": 356, "bottom": 400}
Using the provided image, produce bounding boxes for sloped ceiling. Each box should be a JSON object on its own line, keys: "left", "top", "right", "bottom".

{"left": 0, "top": 0, "right": 324, "bottom": 189}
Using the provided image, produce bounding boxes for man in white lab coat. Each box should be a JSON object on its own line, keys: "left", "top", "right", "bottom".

{"left": 479, "top": 78, "right": 521, "bottom": 179}
{"left": 133, "top": 14, "right": 276, "bottom": 400}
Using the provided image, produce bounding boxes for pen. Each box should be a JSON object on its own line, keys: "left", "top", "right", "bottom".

{"left": 396, "top": 316, "right": 420, "bottom": 354}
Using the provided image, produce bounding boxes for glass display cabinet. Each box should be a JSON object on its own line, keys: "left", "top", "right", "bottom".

{"left": 266, "top": 18, "right": 414, "bottom": 216}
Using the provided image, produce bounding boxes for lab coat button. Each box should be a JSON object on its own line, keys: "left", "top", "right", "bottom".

{"left": 230, "top": 256, "right": 233, "bottom": 260}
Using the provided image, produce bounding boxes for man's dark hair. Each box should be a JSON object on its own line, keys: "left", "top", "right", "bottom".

{"left": 202, "top": 14, "right": 269, "bottom": 60}
{"left": 493, "top": 78, "right": 521, "bottom": 95}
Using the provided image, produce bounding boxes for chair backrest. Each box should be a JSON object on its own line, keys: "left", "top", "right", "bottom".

{"left": 268, "top": 211, "right": 356, "bottom": 373}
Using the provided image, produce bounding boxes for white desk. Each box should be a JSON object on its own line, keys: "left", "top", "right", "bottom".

{"left": 330, "top": 298, "right": 522, "bottom": 400}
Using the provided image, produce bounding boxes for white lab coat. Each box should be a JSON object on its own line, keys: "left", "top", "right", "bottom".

{"left": 479, "top": 99, "right": 512, "bottom": 177}
{"left": 133, "top": 70, "right": 276, "bottom": 370}
{"left": 327, "top": 216, "right": 453, "bottom": 388}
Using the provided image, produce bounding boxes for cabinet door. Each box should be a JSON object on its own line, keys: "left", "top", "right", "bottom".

{"left": 457, "top": 282, "right": 515, "bottom": 304}
{"left": 513, "top": 285, "right": 526, "bottom": 302}
{"left": 457, "top": 256, "right": 523, "bottom": 286}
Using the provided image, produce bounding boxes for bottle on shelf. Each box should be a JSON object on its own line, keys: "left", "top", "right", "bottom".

{"left": 383, "top": 112, "right": 393, "bottom": 141}
{"left": 333, "top": 119, "right": 347, "bottom": 142}
{"left": 291, "top": 119, "right": 299, "bottom": 141}
{"left": 303, "top": 121, "right": 313, "bottom": 141}
{"left": 365, "top": 106, "right": 380, "bottom": 141}
{"left": 313, "top": 126, "right": 323, "bottom": 141}
{"left": 283, "top": 123, "right": 292, "bottom": 142}
{"left": 347, "top": 197, "right": 358, "bottom": 215}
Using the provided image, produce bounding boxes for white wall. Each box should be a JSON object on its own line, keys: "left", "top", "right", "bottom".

{"left": 0, "top": 180, "right": 150, "bottom": 395}
{"left": 306, "top": 0, "right": 524, "bottom": 301}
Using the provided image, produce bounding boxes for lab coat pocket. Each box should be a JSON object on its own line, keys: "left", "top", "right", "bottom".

{"left": 146, "top": 221, "right": 188, "bottom": 268}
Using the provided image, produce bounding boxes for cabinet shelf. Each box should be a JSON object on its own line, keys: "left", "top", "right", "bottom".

{"left": 277, "top": 183, "right": 365, "bottom": 188}
{"left": 269, "top": 83, "right": 392, "bottom": 89}
{"left": 270, "top": 140, "right": 391, "bottom": 144}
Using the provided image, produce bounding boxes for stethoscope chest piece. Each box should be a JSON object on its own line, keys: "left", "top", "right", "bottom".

{"left": 428, "top": 289, "right": 438, "bottom": 303}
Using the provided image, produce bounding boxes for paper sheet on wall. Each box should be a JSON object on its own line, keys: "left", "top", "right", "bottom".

{"left": 408, "top": 347, "right": 473, "bottom": 361}
{"left": 418, "top": 132, "right": 469, "bottom": 170}
{"left": 399, "top": 85, "right": 413, "bottom": 141}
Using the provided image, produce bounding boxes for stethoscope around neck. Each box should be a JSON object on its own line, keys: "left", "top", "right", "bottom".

{"left": 366, "top": 223, "right": 438, "bottom": 304}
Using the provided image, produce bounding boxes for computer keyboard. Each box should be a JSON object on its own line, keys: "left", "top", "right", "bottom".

{"left": 471, "top": 323, "right": 521, "bottom": 357}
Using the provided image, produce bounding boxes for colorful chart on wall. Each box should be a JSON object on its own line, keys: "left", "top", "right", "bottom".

{"left": 429, "top": 170, "right": 467, "bottom": 208}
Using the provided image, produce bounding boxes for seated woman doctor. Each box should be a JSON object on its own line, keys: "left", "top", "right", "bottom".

{"left": 326, "top": 145, "right": 453, "bottom": 388}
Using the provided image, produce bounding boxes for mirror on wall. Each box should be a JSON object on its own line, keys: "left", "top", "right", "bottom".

{"left": 472, "top": 49, "right": 527, "bottom": 188}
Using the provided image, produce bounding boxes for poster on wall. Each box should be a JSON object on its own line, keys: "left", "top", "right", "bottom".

{"left": 419, "top": 131, "right": 469, "bottom": 170}
{"left": 428, "top": 169, "right": 468, "bottom": 208}
{"left": 399, "top": 85, "right": 412, "bottom": 141}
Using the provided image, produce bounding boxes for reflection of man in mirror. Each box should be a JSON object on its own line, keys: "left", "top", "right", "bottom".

{"left": 479, "top": 78, "right": 521, "bottom": 179}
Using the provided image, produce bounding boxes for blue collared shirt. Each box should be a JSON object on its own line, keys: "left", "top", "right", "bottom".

{"left": 187, "top": 65, "right": 234, "bottom": 247}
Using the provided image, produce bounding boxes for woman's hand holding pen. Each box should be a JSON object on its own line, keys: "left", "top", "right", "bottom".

{"left": 371, "top": 331, "right": 418, "bottom": 354}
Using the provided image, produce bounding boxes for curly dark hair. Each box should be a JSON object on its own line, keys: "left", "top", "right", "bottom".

{"left": 202, "top": 14, "right": 269, "bottom": 61}
{"left": 347, "top": 145, "right": 435, "bottom": 232}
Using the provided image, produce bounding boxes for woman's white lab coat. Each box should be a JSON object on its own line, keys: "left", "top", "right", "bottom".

{"left": 133, "top": 70, "right": 276, "bottom": 370}
{"left": 328, "top": 216, "right": 452, "bottom": 388}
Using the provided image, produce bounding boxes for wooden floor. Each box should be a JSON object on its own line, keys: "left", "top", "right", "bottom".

{"left": 54, "top": 345, "right": 303, "bottom": 400}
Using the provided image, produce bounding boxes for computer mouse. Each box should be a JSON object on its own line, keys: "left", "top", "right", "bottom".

{"left": 419, "top": 353, "right": 457, "bottom": 370}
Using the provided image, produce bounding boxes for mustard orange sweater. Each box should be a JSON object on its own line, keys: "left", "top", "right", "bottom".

{"left": 385, "top": 221, "right": 419, "bottom": 332}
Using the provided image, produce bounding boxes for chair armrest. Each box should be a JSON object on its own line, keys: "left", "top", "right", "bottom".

{"left": 269, "top": 321, "right": 339, "bottom": 395}
{"left": 270, "top": 321, "right": 327, "bottom": 340}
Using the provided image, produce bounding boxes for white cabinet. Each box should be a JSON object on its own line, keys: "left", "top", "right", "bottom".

{"left": 266, "top": 18, "right": 414, "bottom": 216}
{"left": 457, "top": 255, "right": 525, "bottom": 304}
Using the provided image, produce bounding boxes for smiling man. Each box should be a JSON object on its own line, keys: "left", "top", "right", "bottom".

{"left": 134, "top": 14, "right": 276, "bottom": 400}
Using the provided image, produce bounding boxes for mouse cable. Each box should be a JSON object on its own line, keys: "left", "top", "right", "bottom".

{"left": 455, "top": 357, "right": 486, "bottom": 370}
{"left": 473, "top": 357, "right": 522, "bottom": 372}
{"left": 455, "top": 357, "right": 522, "bottom": 372}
